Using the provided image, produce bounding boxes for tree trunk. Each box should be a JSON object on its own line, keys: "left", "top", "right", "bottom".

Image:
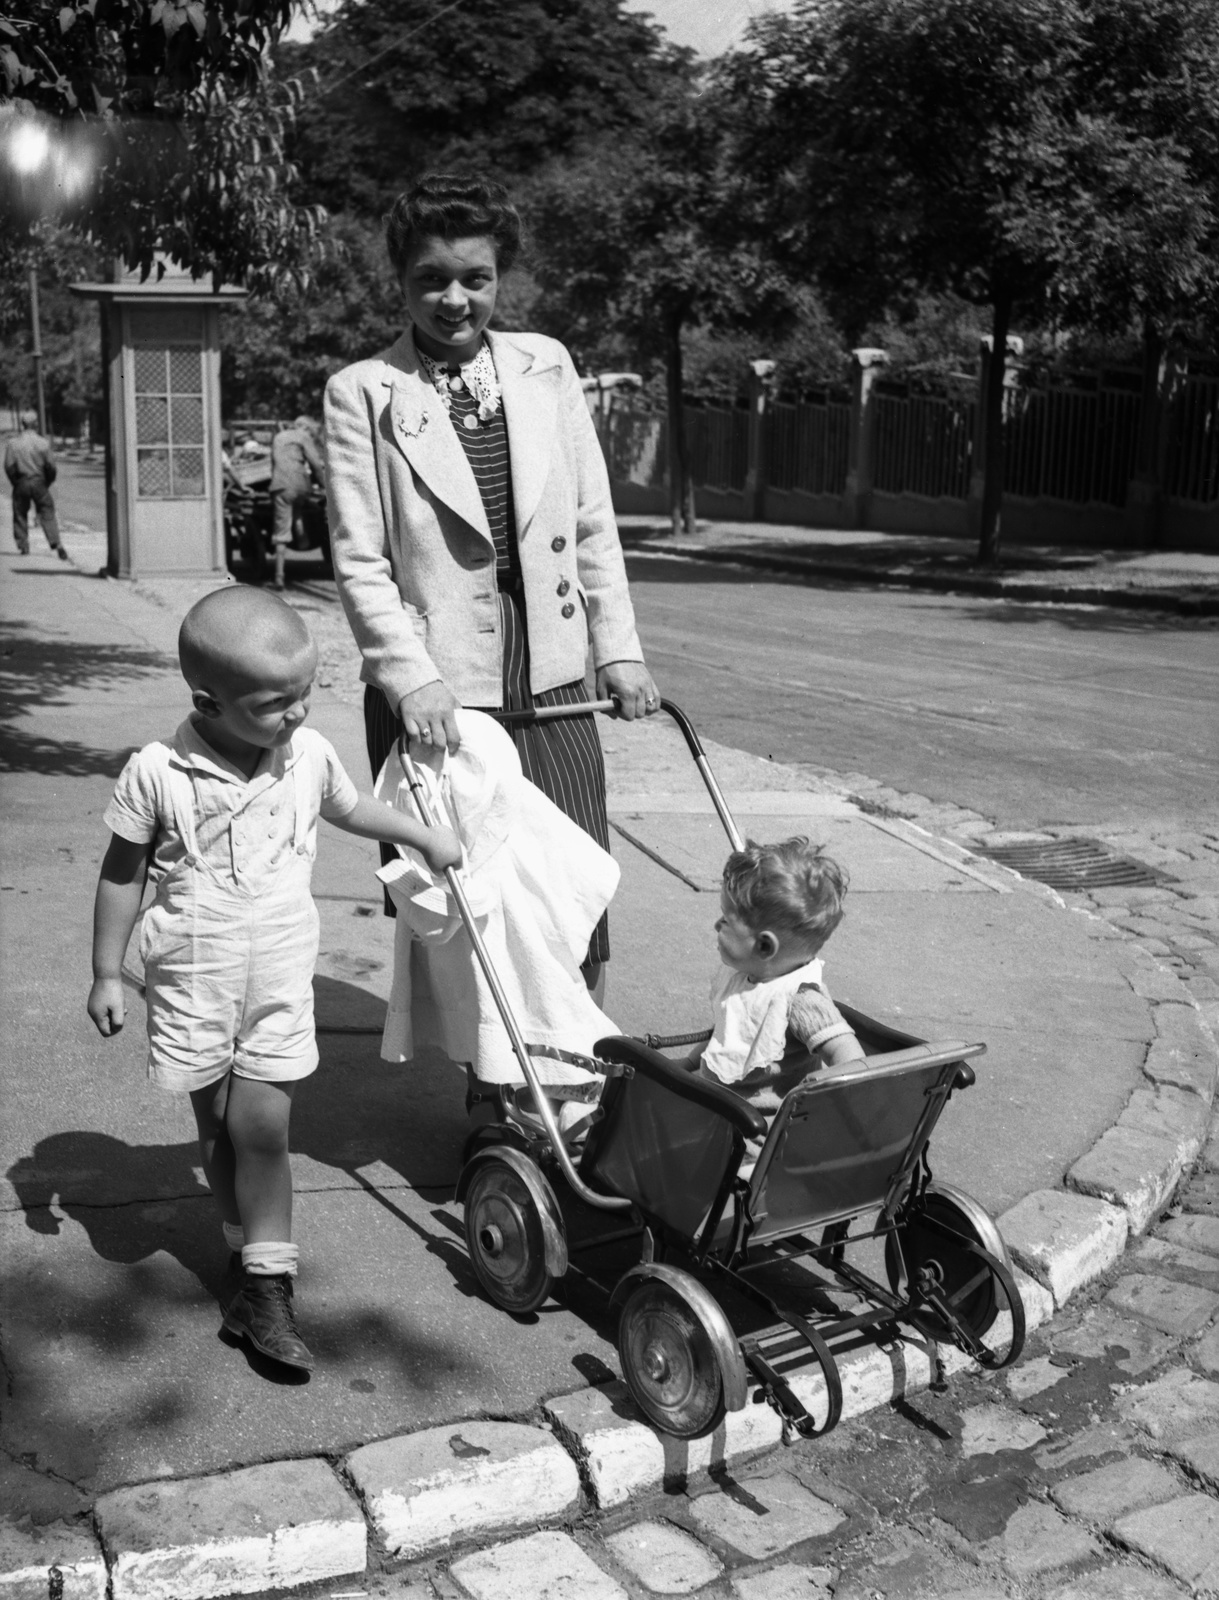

{"left": 664, "top": 312, "right": 694, "bottom": 536}
{"left": 977, "top": 289, "right": 1013, "bottom": 567}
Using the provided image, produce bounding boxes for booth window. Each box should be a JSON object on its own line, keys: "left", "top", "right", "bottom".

{"left": 134, "top": 344, "right": 206, "bottom": 499}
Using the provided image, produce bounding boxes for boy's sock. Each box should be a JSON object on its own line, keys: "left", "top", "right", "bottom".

{"left": 222, "top": 1221, "right": 245, "bottom": 1253}
{"left": 242, "top": 1241, "right": 299, "bottom": 1278}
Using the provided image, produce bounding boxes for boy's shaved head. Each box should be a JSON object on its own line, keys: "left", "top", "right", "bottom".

{"left": 179, "top": 586, "right": 314, "bottom": 693}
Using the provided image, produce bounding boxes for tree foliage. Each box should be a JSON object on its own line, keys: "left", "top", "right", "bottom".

{"left": 1, "top": 0, "right": 323, "bottom": 288}
{"left": 530, "top": 83, "right": 796, "bottom": 533}
{"left": 725, "top": 0, "right": 1219, "bottom": 562}
{"left": 282, "top": 0, "right": 687, "bottom": 216}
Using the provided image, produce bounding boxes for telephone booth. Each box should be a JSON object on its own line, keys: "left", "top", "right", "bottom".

{"left": 71, "top": 265, "right": 245, "bottom": 578}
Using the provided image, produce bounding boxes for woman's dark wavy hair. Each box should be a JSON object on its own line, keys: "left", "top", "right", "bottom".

{"left": 385, "top": 174, "right": 522, "bottom": 276}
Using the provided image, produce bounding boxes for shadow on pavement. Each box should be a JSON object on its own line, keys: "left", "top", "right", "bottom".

{"left": 1, "top": 622, "right": 172, "bottom": 776}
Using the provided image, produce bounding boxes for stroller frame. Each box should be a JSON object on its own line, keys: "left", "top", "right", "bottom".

{"left": 398, "top": 700, "right": 1025, "bottom": 1442}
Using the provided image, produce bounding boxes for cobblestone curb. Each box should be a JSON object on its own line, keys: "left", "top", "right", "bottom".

{"left": 8, "top": 781, "right": 1216, "bottom": 1599}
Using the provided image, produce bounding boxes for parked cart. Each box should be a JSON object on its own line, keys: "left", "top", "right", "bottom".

{"left": 396, "top": 700, "right": 1025, "bottom": 1442}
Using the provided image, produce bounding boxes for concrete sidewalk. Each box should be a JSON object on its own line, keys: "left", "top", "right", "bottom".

{"left": 617, "top": 517, "right": 1219, "bottom": 616}
{"left": 1, "top": 539, "right": 1215, "bottom": 1598}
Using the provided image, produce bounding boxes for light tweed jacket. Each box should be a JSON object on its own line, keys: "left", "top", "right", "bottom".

{"left": 324, "top": 328, "right": 644, "bottom": 711}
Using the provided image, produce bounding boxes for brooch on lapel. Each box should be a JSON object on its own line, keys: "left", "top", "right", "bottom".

{"left": 395, "top": 407, "right": 429, "bottom": 440}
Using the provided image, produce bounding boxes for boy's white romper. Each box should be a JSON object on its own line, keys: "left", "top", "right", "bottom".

{"left": 105, "top": 721, "right": 357, "bottom": 1091}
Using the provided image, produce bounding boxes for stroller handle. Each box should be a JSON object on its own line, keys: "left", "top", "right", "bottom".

{"left": 395, "top": 732, "right": 632, "bottom": 1213}
{"left": 491, "top": 696, "right": 745, "bottom": 853}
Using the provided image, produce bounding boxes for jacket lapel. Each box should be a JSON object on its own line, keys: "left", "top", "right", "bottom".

{"left": 382, "top": 333, "right": 492, "bottom": 547}
{"left": 490, "top": 332, "right": 562, "bottom": 538}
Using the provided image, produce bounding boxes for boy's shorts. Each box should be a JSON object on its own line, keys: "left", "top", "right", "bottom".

{"left": 142, "top": 902, "right": 320, "bottom": 1094}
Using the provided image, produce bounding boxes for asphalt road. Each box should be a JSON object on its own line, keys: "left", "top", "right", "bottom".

{"left": 624, "top": 551, "right": 1218, "bottom": 835}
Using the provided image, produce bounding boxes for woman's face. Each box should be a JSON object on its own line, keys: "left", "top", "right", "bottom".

{"left": 402, "top": 234, "right": 499, "bottom": 366}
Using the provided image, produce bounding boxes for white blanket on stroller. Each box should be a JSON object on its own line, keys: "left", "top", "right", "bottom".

{"left": 374, "top": 708, "right": 619, "bottom": 1084}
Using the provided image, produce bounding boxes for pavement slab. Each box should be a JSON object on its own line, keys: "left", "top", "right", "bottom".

{"left": 999, "top": 1499, "right": 1104, "bottom": 1579}
{"left": 731, "top": 1564, "right": 835, "bottom": 1599}
{"left": 345, "top": 1420, "right": 580, "bottom": 1559}
{"left": 94, "top": 1458, "right": 365, "bottom": 1600}
{"left": 1049, "top": 1456, "right": 1182, "bottom": 1524}
{"left": 602, "top": 1520, "right": 722, "bottom": 1592}
{"left": 0, "top": 1520, "right": 107, "bottom": 1600}
{"left": 448, "top": 1530, "right": 626, "bottom": 1600}
{"left": 1104, "top": 1272, "right": 1219, "bottom": 1337}
{"left": 999, "top": 1191, "right": 1129, "bottom": 1307}
{"left": 687, "top": 1470, "right": 847, "bottom": 1561}
{"left": 1112, "top": 1492, "right": 1219, "bottom": 1590}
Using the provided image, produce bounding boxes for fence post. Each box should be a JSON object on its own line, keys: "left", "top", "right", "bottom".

{"left": 966, "top": 335, "right": 1023, "bottom": 542}
{"left": 841, "top": 348, "right": 888, "bottom": 528}
{"left": 743, "top": 359, "right": 776, "bottom": 521}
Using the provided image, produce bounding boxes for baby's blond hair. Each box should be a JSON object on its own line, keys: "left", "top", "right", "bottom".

{"left": 722, "top": 836, "right": 849, "bottom": 950}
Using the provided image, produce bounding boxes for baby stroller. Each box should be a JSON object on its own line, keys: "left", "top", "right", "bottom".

{"left": 397, "top": 701, "right": 1025, "bottom": 1442}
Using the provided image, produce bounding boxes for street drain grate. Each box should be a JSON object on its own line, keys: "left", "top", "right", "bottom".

{"left": 973, "top": 836, "right": 1172, "bottom": 891}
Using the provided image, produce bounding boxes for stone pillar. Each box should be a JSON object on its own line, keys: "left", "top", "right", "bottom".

{"left": 966, "top": 334, "right": 1023, "bottom": 543}
{"left": 743, "top": 359, "right": 776, "bottom": 521}
{"left": 841, "top": 348, "right": 889, "bottom": 529}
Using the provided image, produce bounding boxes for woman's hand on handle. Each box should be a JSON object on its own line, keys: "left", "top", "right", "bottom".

{"left": 398, "top": 682, "right": 462, "bottom": 754}
{"left": 596, "top": 661, "right": 660, "bottom": 721}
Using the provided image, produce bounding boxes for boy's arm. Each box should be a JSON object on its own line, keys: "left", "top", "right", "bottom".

{"left": 326, "top": 795, "right": 462, "bottom": 875}
{"left": 88, "top": 834, "right": 153, "bottom": 1038}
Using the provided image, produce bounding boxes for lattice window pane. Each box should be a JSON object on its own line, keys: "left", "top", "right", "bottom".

{"left": 169, "top": 346, "right": 202, "bottom": 395}
{"left": 137, "top": 449, "right": 172, "bottom": 497}
{"left": 136, "top": 396, "right": 169, "bottom": 445}
{"left": 171, "top": 395, "right": 204, "bottom": 444}
{"left": 133, "top": 348, "right": 167, "bottom": 394}
{"left": 172, "top": 449, "right": 205, "bottom": 497}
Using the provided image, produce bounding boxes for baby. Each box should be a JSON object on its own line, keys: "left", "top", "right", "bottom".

{"left": 691, "top": 837, "right": 865, "bottom": 1107}
{"left": 87, "top": 587, "right": 461, "bottom": 1375}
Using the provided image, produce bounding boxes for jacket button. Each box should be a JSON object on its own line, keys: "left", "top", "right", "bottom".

{"left": 556, "top": 579, "right": 570, "bottom": 596}
{"left": 551, "top": 535, "right": 567, "bottom": 552}
{"left": 561, "top": 601, "right": 575, "bottom": 618}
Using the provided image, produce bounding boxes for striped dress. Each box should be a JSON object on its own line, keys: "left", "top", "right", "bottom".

{"left": 364, "top": 349, "right": 611, "bottom": 965}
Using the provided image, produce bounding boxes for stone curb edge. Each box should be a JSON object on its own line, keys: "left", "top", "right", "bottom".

{"left": 625, "top": 540, "right": 1219, "bottom": 617}
{"left": 10, "top": 869, "right": 1219, "bottom": 1600}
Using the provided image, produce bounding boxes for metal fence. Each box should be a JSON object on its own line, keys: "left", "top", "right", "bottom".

{"left": 767, "top": 395, "right": 851, "bottom": 496}
{"left": 686, "top": 403, "right": 750, "bottom": 493}
{"left": 873, "top": 384, "right": 973, "bottom": 500}
{"left": 1005, "top": 370, "right": 1142, "bottom": 506}
{"left": 600, "top": 358, "right": 1219, "bottom": 525}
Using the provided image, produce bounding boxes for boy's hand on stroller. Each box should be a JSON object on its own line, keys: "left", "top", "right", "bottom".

{"left": 422, "top": 825, "right": 462, "bottom": 874}
{"left": 88, "top": 976, "right": 126, "bottom": 1037}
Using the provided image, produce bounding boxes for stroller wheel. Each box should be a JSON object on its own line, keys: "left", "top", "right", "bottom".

{"left": 464, "top": 1158, "right": 555, "bottom": 1315}
{"left": 618, "top": 1280, "right": 726, "bottom": 1439}
{"left": 885, "top": 1183, "right": 1024, "bottom": 1364}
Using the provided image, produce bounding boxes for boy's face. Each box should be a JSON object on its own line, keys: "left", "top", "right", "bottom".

{"left": 197, "top": 643, "right": 318, "bottom": 754}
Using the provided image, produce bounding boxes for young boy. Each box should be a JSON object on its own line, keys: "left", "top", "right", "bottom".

{"left": 691, "top": 837, "right": 866, "bottom": 1109}
{"left": 87, "top": 586, "right": 461, "bottom": 1375}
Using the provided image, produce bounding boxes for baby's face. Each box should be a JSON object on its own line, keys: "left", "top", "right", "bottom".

{"left": 715, "top": 891, "right": 772, "bottom": 979}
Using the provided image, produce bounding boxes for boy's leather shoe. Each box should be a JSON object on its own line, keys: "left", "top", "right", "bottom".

{"left": 222, "top": 1272, "right": 314, "bottom": 1372}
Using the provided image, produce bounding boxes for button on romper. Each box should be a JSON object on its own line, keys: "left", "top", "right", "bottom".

{"left": 139, "top": 752, "right": 321, "bottom": 1089}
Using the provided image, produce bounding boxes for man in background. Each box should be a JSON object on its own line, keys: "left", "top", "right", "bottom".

{"left": 268, "top": 417, "right": 325, "bottom": 591}
{"left": 6, "top": 422, "right": 67, "bottom": 561}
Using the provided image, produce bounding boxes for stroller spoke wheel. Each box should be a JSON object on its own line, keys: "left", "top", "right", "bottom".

{"left": 464, "top": 1161, "right": 554, "bottom": 1315}
{"left": 618, "top": 1282, "right": 726, "bottom": 1440}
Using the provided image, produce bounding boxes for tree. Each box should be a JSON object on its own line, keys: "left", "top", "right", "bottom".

{"left": 726, "top": 0, "right": 1219, "bottom": 564}
{"left": 1, "top": 1, "right": 323, "bottom": 288}
{"left": 530, "top": 87, "right": 795, "bottom": 535}
{"left": 282, "top": 0, "right": 685, "bottom": 216}
{"left": 0, "top": 225, "right": 101, "bottom": 431}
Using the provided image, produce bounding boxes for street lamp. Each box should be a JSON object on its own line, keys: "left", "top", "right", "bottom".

{"left": 1, "top": 107, "right": 95, "bottom": 437}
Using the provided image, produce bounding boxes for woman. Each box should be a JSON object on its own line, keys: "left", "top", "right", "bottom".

{"left": 324, "top": 173, "right": 659, "bottom": 1009}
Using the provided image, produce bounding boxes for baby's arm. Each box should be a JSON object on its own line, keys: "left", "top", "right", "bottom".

{"left": 88, "top": 834, "right": 152, "bottom": 1037}
{"left": 789, "top": 985, "right": 866, "bottom": 1072}
{"left": 328, "top": 796, "right": 462, "bottom": 875}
